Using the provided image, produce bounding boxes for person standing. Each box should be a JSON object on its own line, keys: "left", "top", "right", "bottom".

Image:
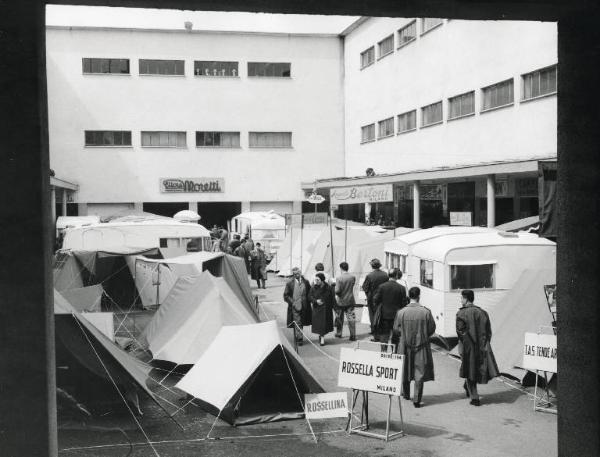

{"left": 392, "top": 286, "right": 436, "bottom": 408}
{"left": 372, "top": 268, "right": 408, "bottom": 350}
{"left": 243, "top": 235, "right": 254, "bottom": 273}
{"left": 455, "top": 289, "right": 500, "bottom": 406}
{"left": 228, "top": 234, "right": 241, "bottom": 254}
{"left": 283, "top": 267, "right": 311, "bottom": 346}
{"left": 250, "top": 242, "right": 268, "bottom": 289}
{"left": 311, "top": 262, "right": 331, "bottom": 285}
{"left": 334, "top": 262, "right": 357, "bottom": 341}
{"left": 361, "top": 258, "right": 389, "bottom": 340}
{"left": 308, "top": 273, "right": 334, "bottom": 346}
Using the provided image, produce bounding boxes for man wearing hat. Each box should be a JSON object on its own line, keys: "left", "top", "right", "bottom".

{"left": 361, "top": 258, "right": 389, "bottom": 340}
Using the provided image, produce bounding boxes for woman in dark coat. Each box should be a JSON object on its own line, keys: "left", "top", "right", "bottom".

{"left": 308, "top": 273, "right": 334, "bottom": 346}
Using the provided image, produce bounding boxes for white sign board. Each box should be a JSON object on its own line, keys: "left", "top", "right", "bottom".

{"left": 338, "top": 348, "right": 404, "bottom": 396}
{"left": 330, "top": 184, "right": 393, "bottom": 205}
{"left": 522, "top": 333, "right": 557, "bottom": 373}
{"left": 450, "top": 211, "right": 472, "bottom": 226}
{"left": 304, "top": 392, "right": 349, "bottom": 419}
{"left": 307, "top": 193, "right": 326, "bottom": 204}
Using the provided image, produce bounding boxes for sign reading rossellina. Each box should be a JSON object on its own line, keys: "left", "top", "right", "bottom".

{"left": 160, "top": 178, "right": 225, "bottom": 193}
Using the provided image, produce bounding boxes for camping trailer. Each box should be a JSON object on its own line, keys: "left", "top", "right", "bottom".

{"left": 395, "top": 230, "right": 556, "bottom": 337}
{"left": 62, "top": 219, "right": 212, "bottom": 257}
{"left": 55, "top": 215, "right": 100, "bottom": 238}
{"left": 231, "top": 211, "right": 286, "bottom": 255}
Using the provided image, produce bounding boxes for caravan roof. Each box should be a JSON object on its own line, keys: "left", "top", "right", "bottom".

{"left": 385, "top": 226, "right": 496, "bottom": 255}
{"left": 412, "top": 231, "right": 555, "bottom": 263}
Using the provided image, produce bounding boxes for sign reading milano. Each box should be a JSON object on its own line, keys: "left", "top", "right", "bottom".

{"left": 330, "top": 184, "right": 393, "bottom": 205}
{"left": 160, "top": 178, "right": 224, "bottom": 193}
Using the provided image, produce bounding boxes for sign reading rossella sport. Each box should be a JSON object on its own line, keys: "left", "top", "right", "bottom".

{"left": 338, "top": 348, "right": 404, "bottom": 396}
{"left": 160, "top": 178, "right": 225, "bottom": 193}
{"left": 330, "top": 184, "right": 393, "bottom": 205}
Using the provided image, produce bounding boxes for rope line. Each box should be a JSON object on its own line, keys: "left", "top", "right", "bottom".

{"left": 206, "top": 408, "right": 223, "bottom": 439}
{"left": 291, "top": 321, "right": 340, "bottom": 363}
{"left": 71, "top": 313, "right": 161, "bottom": 457}
{"left": 113, "top": 264, "right": 158, "bottom": 335}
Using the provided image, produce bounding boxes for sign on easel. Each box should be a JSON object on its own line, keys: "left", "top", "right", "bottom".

{"left": 338, "top": 348, "right": 404, "bottom": 395}
{"left": 522, "top": 333, "right": 557, "bottom": 373}
{"left": 304, "top": 392, "right": 349, "bottom": 419}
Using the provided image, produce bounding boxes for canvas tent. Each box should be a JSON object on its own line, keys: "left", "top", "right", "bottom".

{"left": 176, "top": 320, "right": 325, "bottom": 425}
{"left": 134, "top": 252, "right": 256, "bottom": 316}
{"left": 54, "top": 291, "right": 173, "bottom": 415}
{"left": 141, "top": 271, "right": 259, "bottom": 365}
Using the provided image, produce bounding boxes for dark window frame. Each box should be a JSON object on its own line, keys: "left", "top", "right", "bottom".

{"left": 84, "top": 130, "right": 132, "bottom": 147}
{"left": 82, "top": 58, "right": 130, "bottom": 74}
{"left": 247, "top": 62, "right": 291, "bottom": 78}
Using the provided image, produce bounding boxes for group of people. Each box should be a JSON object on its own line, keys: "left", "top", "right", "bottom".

{"left": 283, "top": 258, "right": 499, "bottom": 408}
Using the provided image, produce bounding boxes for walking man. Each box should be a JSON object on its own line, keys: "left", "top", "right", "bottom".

{"left": 392, "top": 286, "right": 436, "bottom": 408}
{"left": 372, "top": 268, "right": 408, "bottom": 351}
{"left": 283, "top": 267, "right": 311, "bottom": 346}
{"left": 361, "top": 258, "right": 389, "bottom": 340}
{"left": 334, "top": 262, "right": 357, "bottom": 341}
{"left": 456, "top": 289, "right": 500, "bottom": 406}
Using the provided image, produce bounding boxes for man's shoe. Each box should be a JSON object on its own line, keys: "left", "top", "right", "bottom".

{"left": 297, "top": 341, "right": 303, "bottom": 346}
{"left": 370, "top": 338, "right": 379, "bottom": 342}
{"left": 335, "top": 334, "right": 342, "bottom": 338}
{"left": 403, "top": 394, "right": 411, "bottom": 400}
{"left": 413, "top": 402, "right": 421, "bottom": 408}
{"left": 470, "top": 399, "right": 481, "bottom": 406}
{"left": 349, "top": 336, "right": 356, "bottom": 342}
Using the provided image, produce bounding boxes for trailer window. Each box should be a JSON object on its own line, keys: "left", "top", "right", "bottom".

{"left": 451, "top": 264, "right": 494, "bottom": 290}
{"left": 420, "top": 260, "right": 434, "bottom": 288}
{"left": 386, "top": 253, "right": 406, "bottom": 272}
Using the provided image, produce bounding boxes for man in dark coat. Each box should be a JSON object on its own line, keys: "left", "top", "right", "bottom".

{"left": 334, "top": 262, "right": 357, "bottom": 341}
{"left": 283, "top": 267, "right": 311, "bottom": 346}
{"left": 361, "top": 258, "right": 389, "bottom": 340}
{"left": 392, "top": 286, "right": 436, "bottom": 408}
{"left": 456, "top": 289, "right": 500, "bottom": 406}
{"left": 373, "top": 268, "right": 408, "bottom": 350}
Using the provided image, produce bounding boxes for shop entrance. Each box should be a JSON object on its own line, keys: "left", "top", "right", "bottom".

{"left": 196, "top": 202, "right": 242, "bottom": 230}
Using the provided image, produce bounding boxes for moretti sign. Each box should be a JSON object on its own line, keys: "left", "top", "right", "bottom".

{"left": 160, "top": 178, "right": 224, "bottom": 193}
{"left": 330, "top": 184, "right": 393, "bottom": 205}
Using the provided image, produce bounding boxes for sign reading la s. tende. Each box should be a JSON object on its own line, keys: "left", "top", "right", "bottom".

{"left": 522, "top": 333, "right": 557, "bottom": 373}
{"left": 160, "top": 178, "right": 224, "bottom": 193}
{"left": 330, "top": 184, "right": 393, "bottom": 205}
{"left": 338, "top": 348, "right": 404, "bottom": 396}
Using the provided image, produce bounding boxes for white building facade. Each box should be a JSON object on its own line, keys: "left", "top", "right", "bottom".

{"left": 46, "top": 26, "right": 345, "bottom": 226}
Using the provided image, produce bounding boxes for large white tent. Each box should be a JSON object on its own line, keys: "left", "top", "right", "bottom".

{"left": 140, "top": 271, "right": 258, "bottom": 365}
{"left": 176, "top": 320, "right": 325, "bottom": 425}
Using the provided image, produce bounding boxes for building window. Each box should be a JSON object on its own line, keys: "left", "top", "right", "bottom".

{"left": 450, "top": 264, "right": 494, "bottom": 290}
{"left": 522, "top": 65, "right": 557, "bottom": 100}
{"left": 196, "top": 131, "right": 240, "bottom": 148}
{"left": 360, "top": 46, "right": 375, "bottom": 69}
{"left": 139, "top": 59, "right": 184, "bottom": 76}
{"left": 249, "top": 132, "right": 292, "bottom": 148}
{"left": 378, "top": 117, "right": 394, "bottom": 139}
{"left": 361, "top": 124, "right": 375, "bottom": 143}
{"left": 448, "top": 91, "right": 475, "bottom": 120}
{"left": 141, "top": 131, "right": 186, "bottom": 148}
{"left": 482, "top": 79, "right": 514, "bottom": 111}
{"left": 194, "top": 61, "right": 238, "bottom": 77}
{"left": 84, "top": 130, "right": 132, "bottom": 146}
{"left": 397, "top": 110, "right": 417, "bottom": 133}
{"left": 82, "top": 58, "right": 130, "bottom": 74}
{"left": 421, "top": 18, "right": 444, "bottom": 35}
{"left": 398, "top": 21, "right": 417, "bottom": 48}
{"left": 421, "top": 101, "right": 443, "bottom": 127}
{"left": 378, "top": 35, "right": 394, "bottom": 59}
{"left": 386, "top": 253, "right": 407, "bottom": 272}
{"left": 247, "top": 62, "right": 291, "bottom": 77}
{"left": 420, "top": 259, "right": 434, "bottom": 288}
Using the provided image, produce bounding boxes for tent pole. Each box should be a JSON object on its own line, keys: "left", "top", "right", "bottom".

{"left": 344, "top": 217, "right": 348, "bottom": 261}
{"left": 329, "top": 212, "right": 335, "bottom": 280}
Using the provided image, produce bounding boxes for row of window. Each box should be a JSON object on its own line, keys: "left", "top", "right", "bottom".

{"left": 360, "top": 18, "right": 444, "bottom": 69}
{"left": 361, "top": 65, "right": 557, "bottom": 143}
{"left": 386, "top": 253, "right": 494, "bottom": 290}
{"left": 82, "top": 58, "right": 291, "bottom": 77}
{"left": 83, "top": 130, "right": 293, "bottom": 148}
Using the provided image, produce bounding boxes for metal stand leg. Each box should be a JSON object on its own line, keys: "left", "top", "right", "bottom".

{"left": 347, "top": 390, "right": 405, "bottom": 441}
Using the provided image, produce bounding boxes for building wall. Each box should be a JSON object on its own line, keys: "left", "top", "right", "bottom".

{"left": 46, "top": 27, "right": 345, "bottom": 205}
{"left": 343, "top": 18, "right": 557, "bottom": 176}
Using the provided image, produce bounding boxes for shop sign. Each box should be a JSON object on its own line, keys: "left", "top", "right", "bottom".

{"left": 522, "top": 333, "right": 557, "bottom": 373}
{"left": 304, "top": 392, "right": 349, "bottom": 419}
{"left": 495, "top": 178, "right": 509, "bottom": 197}
{"left": 307, "top": 193, "right": 326, "bottom": 204}
{"left": 450, "top": 211, "right": 472, "bottom": 226}
{"left": 330, "top": 184, "right": 393, "bottom": 205}
{"left": 338, "top": 348, "right": 404, "bottom": 396}
{"left": 160, "top": 178, "right": 224, "bottom": 193}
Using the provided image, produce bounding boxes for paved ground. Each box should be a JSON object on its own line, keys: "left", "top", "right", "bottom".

{"left": 57, "top": 275, "right": 557, "bottom": 456}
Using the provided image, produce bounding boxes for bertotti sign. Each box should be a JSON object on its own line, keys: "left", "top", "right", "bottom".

{"left": 330, "top": 184, "right": 393, "bottom": 205}
{"left": 337, "top": 348, "right": 404, "bottom": 396}
{"left": 160, "top": 178, "right": 224, "bottom": 193}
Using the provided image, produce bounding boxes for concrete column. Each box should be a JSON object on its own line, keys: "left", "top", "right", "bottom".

{"left": 241, "top": 201, "right": 251, "bottom": 213}
{"left": 62, "top": 188, "right": 67, "bottom": 216}
{"left": 413, "top": 182, "right": 420, "bottom": 229}
{"left": 134, "top": 201, "right": 143, "bottom": 212}
{"left": 77, "top": 203, "right": 88, "bottom": 216}
{"left": 487, "top": 174, "right": 496, "bottom": 228}
{"left": 188, "top": 201, "right": 197, "bottom": 211}
{"left": 292, "top": 200, "right": 302, "bottom": 214}
{"left": 50, "top": 186, "right": 56, "bottom": 223}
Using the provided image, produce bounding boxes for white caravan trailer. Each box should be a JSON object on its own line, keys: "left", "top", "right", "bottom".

{"left": 231, "top": 211, "right": 286, "bottom": 263}
{"left": 55, "top": 215, "right": 101, "bottom": 238}
{"left": 62, "top": 219, "right": 211, "bottom": 257}
{"left": 403, "top": 231, "right": 556, "bottom": 337}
